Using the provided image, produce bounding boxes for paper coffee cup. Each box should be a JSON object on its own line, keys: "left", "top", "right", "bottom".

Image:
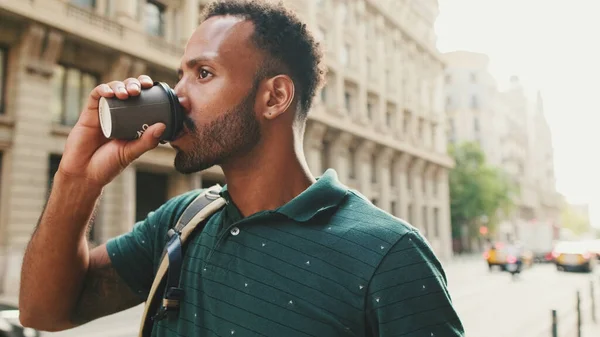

{"left": 98, "top": 82, "right": 183, "bottom": 141}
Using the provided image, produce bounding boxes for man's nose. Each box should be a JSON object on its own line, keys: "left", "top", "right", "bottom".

{"left": 174, "top": 81, "right": 191, "bottom": 113}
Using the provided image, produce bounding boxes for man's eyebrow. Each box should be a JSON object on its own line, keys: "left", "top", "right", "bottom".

{"left": 177, "top": 55, "right": 218, "bottom": 76}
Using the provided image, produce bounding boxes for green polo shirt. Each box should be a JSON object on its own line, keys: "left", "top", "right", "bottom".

{"left": 107, "top": 169, "right": 464, "bottom": 337}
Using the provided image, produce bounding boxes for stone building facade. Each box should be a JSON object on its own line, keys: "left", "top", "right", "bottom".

{"left": 443, "top": 51, "right": 562, "bottom": 243}
{"left": 0, "top": 0, "right": 453, "bottom": 298}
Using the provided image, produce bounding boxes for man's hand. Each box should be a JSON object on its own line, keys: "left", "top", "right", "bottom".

{"left": 58, "top": 75, "right": 166, "bottom": 188}
{"left": 19, "top": 75, "right": 163, "bottom": 331}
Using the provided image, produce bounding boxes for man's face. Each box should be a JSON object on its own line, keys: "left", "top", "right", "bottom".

{"left": 171, "top": 16, "right": 262, "bottom": 174}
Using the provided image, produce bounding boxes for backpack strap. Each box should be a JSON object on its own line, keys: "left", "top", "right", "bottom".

{"left": 139, "top": 185, "right": 227, "bottom": 337}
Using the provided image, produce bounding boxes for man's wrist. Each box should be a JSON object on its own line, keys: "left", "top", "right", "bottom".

{"left": 52, "top": 170, "right": 104, "bottom": 199}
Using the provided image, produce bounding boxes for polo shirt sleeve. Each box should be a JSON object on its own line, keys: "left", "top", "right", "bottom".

{"left": 105, "top": 205, "right": 170, "bottom": 300}
{"left": 366, "top": 230, "right": 465, "bottom": 337}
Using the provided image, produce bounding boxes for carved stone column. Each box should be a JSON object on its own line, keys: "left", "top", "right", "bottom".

{"left": 103, "top": 55, "right": 147, "bottom": 82}
{"left": 328, "top": 132, "right": 353, "bottom": 184}
{"left": 3, "top": 24, "right": 64, "bottom": 296}
{"left": 376, "top": 147, "right": 395, "bottom": 212}
{"left": 303, "top": 121, "right": 328, "bottom": 175}
{"left": 423, "top": 162, "right": 438, "bottom": 235}
{"left": 181, "top": 0, "right": 199, "bottom": 45}
{"left": 355, "top": 140, "right": 376, "bottom": 198}
{"left": 409, "top": 158, "right": 426, "bottom": 234}
{"left": 437, "top": 168, "right": 453, "bottom": 260}
{"left": 392, "top": 152, "right": 412, "bottom": 221}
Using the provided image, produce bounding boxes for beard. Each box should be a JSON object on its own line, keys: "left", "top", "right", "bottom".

{"left": 173, "top": 84, "right": 261, "bottom": 174}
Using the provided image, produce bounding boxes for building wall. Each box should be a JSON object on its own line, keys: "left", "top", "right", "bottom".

{"left": 442, "top": 51, "right": 562, "bottom": 241}
{"left": 0, "top": 0, "right": 455, "bottom": 298}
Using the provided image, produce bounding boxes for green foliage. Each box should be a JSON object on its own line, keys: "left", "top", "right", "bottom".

{"left": 560, "top": 206, "right": 591, "bottom": 236}
{"left": 449, "top": 142, "right": 518, "bottom": 239}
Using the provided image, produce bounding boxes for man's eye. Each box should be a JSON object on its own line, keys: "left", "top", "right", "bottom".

{"left": 198, "top": 69, "right": 212, "bottom": 79}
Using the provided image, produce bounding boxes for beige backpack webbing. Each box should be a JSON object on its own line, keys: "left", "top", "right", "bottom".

{"left": 138, "top": 185, "right": 226, "bottom": 337}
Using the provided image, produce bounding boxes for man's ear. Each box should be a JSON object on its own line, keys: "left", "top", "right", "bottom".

{"left": 259, "top": 75, "right": 295, "bottom": 120}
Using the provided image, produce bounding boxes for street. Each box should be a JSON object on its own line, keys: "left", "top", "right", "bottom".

{"left": 447, "top": 258, "right": 600, "bottom": 337}
{"left": 42, "top": 259, "right": 600, "bottom": 337}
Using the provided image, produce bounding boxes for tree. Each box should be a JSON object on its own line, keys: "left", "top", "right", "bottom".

{"left": 560, "top": 206, "right": 591, "bottom": 237}
{"left": 449, "top": 142, "right": 518, "bottom": 251}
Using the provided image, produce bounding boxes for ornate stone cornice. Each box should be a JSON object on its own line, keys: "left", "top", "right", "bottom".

{"left": 377, "top": 147, "right": 395, "bottom": 166}
{"left": 304, "top": 121, "right": 329, "bottom": 149}
{"left": 20, "top": 24, "right": 64, "bottom": 78}
{"left": 355, "top": 139, "right": 376, "bottom": 159}
{"left": 394, "top": 152, "right": 412, "bottom": 171}
{"left": 330, "top": 131, "right": 354, "bottom": 150}
{"left": 424, "top": 162, "right": 438, "bottom": 179}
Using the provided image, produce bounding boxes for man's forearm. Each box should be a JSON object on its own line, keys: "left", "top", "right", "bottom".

{"left": 19, "top": 172, "right": 103, "bottom": 330}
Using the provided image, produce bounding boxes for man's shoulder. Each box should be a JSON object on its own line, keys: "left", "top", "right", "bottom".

{"left": 149, "top": 188, "right": 209, "bottom": 227}
{"left": 333, "top": 189, "right": 418, "bottom": 244}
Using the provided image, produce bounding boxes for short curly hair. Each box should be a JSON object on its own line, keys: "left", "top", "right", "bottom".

{"left": 201, "top": 0, "right": 325, "bottom": 119}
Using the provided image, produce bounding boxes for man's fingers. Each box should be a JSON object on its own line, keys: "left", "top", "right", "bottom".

{"left": 123, "top": 77, "right": 142, "bottom": 96}
{"left": 138, "top": 75, "right": 154, "bottom": 88}
{"left": 120, "top": 123, "right": 166, "bottom": 164}
{"left": 78, "top": 84, "right": 114, "bottom": 127}
{"left": 107, "top": 80, "right": 128, "bottom": 99}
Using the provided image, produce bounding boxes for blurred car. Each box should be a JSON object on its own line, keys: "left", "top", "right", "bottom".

{"left": 0, "top": 303, "right": 40, "bottom": 337}
{"left": 483, "top": 242, "right": 534, "bottom": 271}
{"left": 553, "top": 241, "right": 597, "bottom": 272}
{"left": 583, "top": 240, "right": 600, "bottom": 260}
{"left": 484, "top": 243, "right": 507, "bottom": 270}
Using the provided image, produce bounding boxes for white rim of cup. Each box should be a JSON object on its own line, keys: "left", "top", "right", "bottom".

{"left": 98, "top": 97, "right": 112, "bottom": 138}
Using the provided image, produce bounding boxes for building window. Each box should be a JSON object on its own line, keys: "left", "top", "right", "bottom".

{"left": 340, "top": 2, "right": 348, "bottom": 23}
{"left": 145, "top": 1, "right": 166, "bottom": 37}
{"left": 474, "top": 117, "right": 480, "bottom": 132}
{"left": 51, "top": 65, "right": 99, "bottom": 126}
{"left": 403, "top": 110, "right": 411, "bottom": 134}
{"left": 0, "top": 47, "right": 6, "bottom": 114}
{"left": 471, "top": 95, "right": 479, "bottom": 109}
{"left": 446, "top": 96, "right": 451, "bottom": 109}
{"left": 408, "top": 204, "right": 413, "bottom": 223}
{"left": 320, "top": 86, "right": 327, "bottom": 104}
{"left": 349, "top": 147, "right": 356, "bottom": 179}
{"left": 386, "top": 70, "right": 392, "bottom": 88}
{"left": 315, "top": 27, "right": 326, "bottom": 43}
{"left": 371, "top": 198, "right": 378, "bottom": 207}
{"left": 367, "top": 102, "right": 373, "bottom": 120}
{"left": 70, "top": 0, "right": 96, "bottom": 9}
{"left": 386, "top": 109, "right": 394, "bottom": 127}
{"left": 341, "top": 44, "right": 350, "bottom": 66}
{"left": 135, "top": 170, "right": 168, "bottom": 222}
{"left": 320, "top": 140, "right": 330, "bottom": 174}
{"left": 391, "top": 201, "right": 397, "bottom": 216}
{"left": 433, "top": 207, "right": 440, "bottom": 238}
{"left": 422, "top": 206, "right": 428, "bottom": 236}
{"left": 344, "top": 91, "right": 352, "bottom": 114}
{"left": 371, "top": 153, "right": 377, "bottom": 183}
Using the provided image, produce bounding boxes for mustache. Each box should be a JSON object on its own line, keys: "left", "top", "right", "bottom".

{"left": 183, "top": 116, "right": 197, "bottom": 133}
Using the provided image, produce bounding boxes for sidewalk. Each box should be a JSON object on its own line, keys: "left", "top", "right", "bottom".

{"left": 582, "top": 321, "right": 600, "bottom": 336}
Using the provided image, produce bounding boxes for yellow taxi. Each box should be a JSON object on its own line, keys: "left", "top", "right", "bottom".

{"left": 484, "top": 242, "right": 534, "bottom": 271}
{"left": 553, "top": 241, "right": 596, "bottom": 272}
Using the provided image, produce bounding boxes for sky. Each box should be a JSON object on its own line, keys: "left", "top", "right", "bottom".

{"left": 435, "top": 0, "right": 600, "bottom": 228}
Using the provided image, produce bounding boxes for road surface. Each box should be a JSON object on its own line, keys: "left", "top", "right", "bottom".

{"left": 42, "top": 258, "right": 600, "bottom": 337}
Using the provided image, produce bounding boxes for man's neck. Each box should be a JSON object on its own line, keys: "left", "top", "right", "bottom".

{"left": 220, "top": 146, "right": 316, "bottom": 218}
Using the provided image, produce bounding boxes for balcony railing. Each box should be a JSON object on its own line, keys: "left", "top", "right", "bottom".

{"left": 146, "top": 35, "right": 184, "bottom": 58}
{"left": 66, "top": 4, "right": 123, "bottom": 37}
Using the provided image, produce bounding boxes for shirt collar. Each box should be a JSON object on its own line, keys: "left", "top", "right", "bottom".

{"left": 219, "top": 169, "right": 348, "bottom": 222}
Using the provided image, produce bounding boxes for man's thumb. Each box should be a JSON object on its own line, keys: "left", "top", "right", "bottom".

{"left": 123, "top": 123, "right": 166, "bottom": 162}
